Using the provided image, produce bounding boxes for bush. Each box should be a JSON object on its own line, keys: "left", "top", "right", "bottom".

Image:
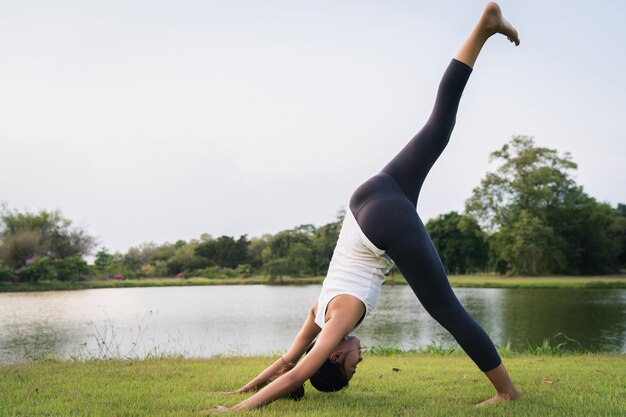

{"left": 0, "top": 263, "right": 14, "bottom": 281}
{"left": 53, "top": 256, "right": 92, "bottom": 281}
{"left": 140, "top": 261, "right": 168, "bottom": 278}
{"left": 221, "top": 267, "right": 238, "bottom": 278}
{"left": 192, "top": 266, "right": 244, "bottom": 278}
{"left": 265, "top": 258, "right": 290, "bottom": 282}
{"left": 194, "top": 266, "right": 222, "bottom": 278}
{"left": 15, "top": 257, "right": 55, "bottom": 282}
{"left": 235, "top": 264, "right": 252, "bottom": 277}
{"left": 0, "top": 230, "right": 40, "bottom": 269}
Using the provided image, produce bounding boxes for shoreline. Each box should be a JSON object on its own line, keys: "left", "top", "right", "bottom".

{"left": 1, "top": 274, "right": 626, "bottom": 293}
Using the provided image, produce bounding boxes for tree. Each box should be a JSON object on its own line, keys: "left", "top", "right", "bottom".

{"left": 617, "top": 203, "right": 626, "bottom": 268}
{"left": 466, "top": 136, "right": 621, "bottom": 275}
{"left": 466, "top": 136, "right": 577, "bottom": 232}
{"left": 166, "top": 242, "right": 209, "bottom": 275}
{"left": 489, "top": 210, "right": 564, "bottom": 275}
{"left": 0, "top": 230, "right": 40, "bottom": 269}
{"left": 248, "top": 234, "right": 273, "bottom": 270}
{"left": 270, "top": 226, "right": 314, "bottom": 259}
{"left": 426, "top": 212, "right": 489, "bottom": 274}
{"left": 310, "top": 210, "right": 344, "bottom": 276}
{"left": 123, "top": 247, "right": 146, "bottom": 275}
{"left": 195, "top": 235, "right": 250, "bottom": 269}
{"left": 15, "top": 256, "right": 55, "bottom": 282}
{"left": 94, "top": 248, "right": 112, "bottom": 274}
{"left": 287, "top": 243, "right": 313, "bottom": 276}
{"left": 0, "top": 206, "right": 96, "bottom": 268}
{"left": 53, "top": 256, "right": 92, "bottom": 281}
{"left": 266, "top": 258, "right": 290, "bottom": 284}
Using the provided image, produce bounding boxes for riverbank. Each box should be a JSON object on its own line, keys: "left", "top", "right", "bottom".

{"left": 1, "top": 274, "right": 626, "bottom": 292}
{"left": 1, "top": 353, "right": 623, "bottom": 416}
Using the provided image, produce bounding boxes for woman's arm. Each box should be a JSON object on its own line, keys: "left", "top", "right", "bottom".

{"left": 228, "top": 308, "right": 357, "bottom": 411}
{"left": 206, "top": 296, "right": 365, "bottom": 413}
{"left": 234, "top": 304, "right": 321, "bottom": 393}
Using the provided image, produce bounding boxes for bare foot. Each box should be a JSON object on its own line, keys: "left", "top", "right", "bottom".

{"left": 475, "top": 390, "right": 522, "bottom": 407}
{"left": 479, "top": 2, "right": 520, "bottom": 46}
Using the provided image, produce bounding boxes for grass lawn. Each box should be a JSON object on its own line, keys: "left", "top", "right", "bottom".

{"left": 1, "top": 274, "right": 626, "bottom": 292}
{"left": 0, "top": 353, "right": 624, "bottom": 416}
{"left": 442, "top": 274, "right": 626, "bottom": 289}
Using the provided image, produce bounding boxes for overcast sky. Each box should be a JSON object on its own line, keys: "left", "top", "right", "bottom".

{"left": 1, "top": 0, "right": 624, "bottom": 254}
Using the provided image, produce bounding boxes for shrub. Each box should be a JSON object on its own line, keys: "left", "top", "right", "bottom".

{"left": 139, "top": 261, "right": 168, "bottom": 278}
{"left": 235, "top": 264, "right": 252, "bottom": 277}
{"left": 53, "top": 256, "right": 92, "bottom": 281}
{"left": 192, "top": 266, "right": 242, "bottom": 278}
{"left": 221, "top": 267, "right": 238, "bottom": 278}
{"left": 195, "top": 266, "right": 222, "bottom": 278}
{"left": 265, "top": 258, "right": 290, "bottom": 282}
{"left": 0, "top": 263, "right": 14, "bottom": 281}
{"left": 15, "top": 257, "right": 55, "bottom": 282}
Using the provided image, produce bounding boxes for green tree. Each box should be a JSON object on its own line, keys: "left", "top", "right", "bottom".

{"left": 426, "top": 212, "right": 488, "bottom": 274}
{"left": 122, "top": 247, "right": 146, "bottom": 276}
{"left": 310, "top": 210, "right": 344, "bottom": 276}
{"left": 248, "top": 234, "right": 273, "bottom": 270}
{"left": 266, "top": 258, "right": 290, "bottom": 283}
{"left": 0, "top": 206, "right": 96, "bottom": 267}
{"left": 466, "top": 136, "right": 621, "bottom": 274}
{"left": 466, "top": 136, "right": 578, "bottom": 232}
{"left": 53, "top": 256, "right": 92, "bottom": 281}
{"left": 94, "top": 248, "right": 112, "bottom": 274}
{"left": 166, "top": 242, "right": 209, "bottom": 275}
{"left": 270, "top": 226, "right": 314, "bottom": 259}
{"left": 0, "top": 230, "right": 40, "bottom": 268}
{"left": 287, "top": 242, "right": 313, "bottom": 276}
{"left": 617, "top": 203, "right": 626, "bottom": 268}
{"left": 196, "top": 235, "right": 249, "bottom": 269}
{"left": 0, "top": 263, "right": 12, "bottom": 281}
{"left": 15, "top": 257, "right": 55, "bottom": 282}
{"left": 489, "top": 210, "right": 564, "bottom": 275}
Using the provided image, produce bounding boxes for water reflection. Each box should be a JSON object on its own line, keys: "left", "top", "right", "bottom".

{"left": 0, "top": 285, "right": 624, "bottom": 363}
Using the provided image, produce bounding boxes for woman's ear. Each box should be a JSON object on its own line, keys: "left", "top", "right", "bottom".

{"left": 329, "top": 351, "right": 343, "bottom": 364}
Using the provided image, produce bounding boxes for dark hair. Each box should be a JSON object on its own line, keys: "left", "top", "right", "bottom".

{"left": 309, "top": 359, "right": 349, "bottom": 392}
{"left": 306, "top": 342, "right": 349, "bottom": 393}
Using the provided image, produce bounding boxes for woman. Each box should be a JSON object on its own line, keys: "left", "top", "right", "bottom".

{"left": 210, "top": 2, "right": 521, "bottom": 412}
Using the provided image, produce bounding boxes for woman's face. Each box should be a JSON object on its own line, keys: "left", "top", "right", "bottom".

{"left": 334, "top": 335, "right": 363, "bottom": 380}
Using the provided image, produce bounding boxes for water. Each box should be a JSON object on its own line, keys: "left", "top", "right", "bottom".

{"left": 0, "top": 285, "right": 624, "bottom": 363}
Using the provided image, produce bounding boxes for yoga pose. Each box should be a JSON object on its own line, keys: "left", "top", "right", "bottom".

{"left": 209, "top": 2, "right": 521, "bottom": 412}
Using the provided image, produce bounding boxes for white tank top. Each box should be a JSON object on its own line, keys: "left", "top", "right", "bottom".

{"left": 314, "top": 208, "right": 395, "bottom": 333}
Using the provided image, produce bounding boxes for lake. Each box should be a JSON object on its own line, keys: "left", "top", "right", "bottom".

{"left": 0, "top": 285, "right": 624, "bottom": 363}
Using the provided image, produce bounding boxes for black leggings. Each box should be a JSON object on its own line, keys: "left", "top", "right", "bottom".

{"left": 350, "top": 58, "right": 502, "bottom": 372}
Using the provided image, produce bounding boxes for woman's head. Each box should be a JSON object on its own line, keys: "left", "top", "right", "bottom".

{"left": 308, "top": 335, "right": 363, "bottom": 392}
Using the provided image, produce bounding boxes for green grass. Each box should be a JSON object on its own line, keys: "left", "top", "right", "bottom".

{"left": 0, "top": 276, "right": 324, "bottom": 292}
{"left": 1, "top": 352, "right": 624, "bottom": 416}
{"left": 442, "top": 274, "right": 626, "bottom": 289}
{"left": 2, "top": 274, "right": 626, "bottom": 293}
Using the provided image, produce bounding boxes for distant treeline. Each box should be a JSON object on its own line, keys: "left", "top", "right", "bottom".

{"left": 1, "top": 136, "right": 625, "bottom": 283}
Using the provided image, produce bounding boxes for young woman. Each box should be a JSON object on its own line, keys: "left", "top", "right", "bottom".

{"left": 209, "top": 2, "right": 521, "bottom": 412}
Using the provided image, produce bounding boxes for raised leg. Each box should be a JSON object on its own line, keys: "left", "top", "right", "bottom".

{"left": 377, "top": 58, "right": 472, "bottom": 208}
{"left": 374, "top": 2, "right": 520, "bottom": 209}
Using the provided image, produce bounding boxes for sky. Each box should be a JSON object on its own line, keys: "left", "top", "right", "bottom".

{"left": 1, "top": 0, "right": 625, "bottom": 254}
